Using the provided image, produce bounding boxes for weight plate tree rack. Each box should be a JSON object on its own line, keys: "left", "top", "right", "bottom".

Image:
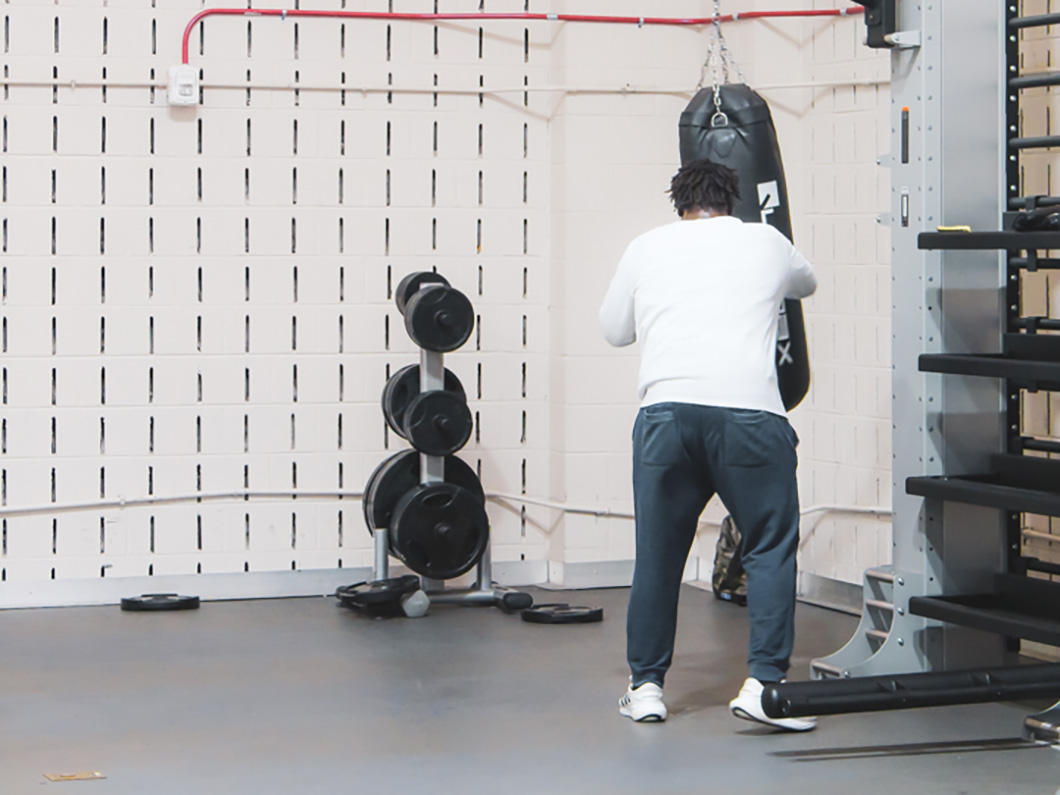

{"left": 365, "top": 273, "right": 533, "bottom": 613}
{"left": 764, "top": 3, "right": 1060, "bottom": 738}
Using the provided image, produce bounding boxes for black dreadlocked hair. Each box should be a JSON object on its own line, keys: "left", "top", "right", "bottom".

{"left": 667, "top": 158, "right": 741, "bottom": 217}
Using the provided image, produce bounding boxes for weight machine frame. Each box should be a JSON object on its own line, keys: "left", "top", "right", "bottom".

{"left": 766, "top": 1, "right": 1060, "bottom": 740}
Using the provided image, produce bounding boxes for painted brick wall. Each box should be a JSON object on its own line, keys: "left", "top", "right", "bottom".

{"left": 783, "top": 1, "right": 893, "bottom": 587}
{"left": 0, "top": 0, "right": 892, "bottom": 602}
{"left": 0, "top": 0, "right": 553, "bottom": 597}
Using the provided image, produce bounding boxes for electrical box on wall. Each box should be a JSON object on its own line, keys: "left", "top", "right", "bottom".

{"left": 168, "top": 65, "right": 198, "bottom": 106}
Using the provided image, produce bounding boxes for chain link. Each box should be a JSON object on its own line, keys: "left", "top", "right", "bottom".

{"left": 695, "top": 0, "right": 746, "bottom": 128}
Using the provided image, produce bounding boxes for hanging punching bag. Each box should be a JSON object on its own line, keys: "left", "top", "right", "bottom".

{"left": 678, "top": 84, "right": 811, "bottom": 412}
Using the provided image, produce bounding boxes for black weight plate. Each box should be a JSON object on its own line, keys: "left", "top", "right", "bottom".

{"left": 364, "top": 450, "right": 420, "bottom": 533}
{"left": 521, "top": 603, "right": 603, "bottom": 625}
{"left": 362, "top": 453, "right": 402, "bottom": 533}
{"left": 395, "top": 271, "right": 449, "bottom": 315}
{"left": 404, "top": 286, "right": 475, "bottom": 353}
{"left": 382, "top": 365, "right": 418, "bottom": 438}
{"left": 336, "top": 575, "right": 420, "bottom": 608}
{"left": 363, "top": 450, "right": 484, "bottom": 534}
{"left": 120, "top": 593, "right": 201, "bottom": 612}
{"left": 389, "top": 483, "right": 489, "bottom": 581}
{"left": 381, "top": 364, "right": 466, "bottom": 440}
{"left": 403, "top": 390, "right": 473, "bottom": 456}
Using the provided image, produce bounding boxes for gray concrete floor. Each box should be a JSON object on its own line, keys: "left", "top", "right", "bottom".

{"left": 1, "top": 585, "right": 1058, "bottom": 794}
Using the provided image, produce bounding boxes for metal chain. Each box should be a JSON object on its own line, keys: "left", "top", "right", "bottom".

{"left": 695, "top": 0, "right": 748, "bottom": 127}
{"left": 710, "top": 0, "right": 724, "bottom": 122}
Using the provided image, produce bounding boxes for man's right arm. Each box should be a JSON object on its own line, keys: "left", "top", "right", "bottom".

{"left": 786, "top": 244, "right": 817, "bottom": 300}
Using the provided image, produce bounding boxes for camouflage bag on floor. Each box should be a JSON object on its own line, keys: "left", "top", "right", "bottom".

{"left": 711, "top": 515, "right": 747, "bottom": 606}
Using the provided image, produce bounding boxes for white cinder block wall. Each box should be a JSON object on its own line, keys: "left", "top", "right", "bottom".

{"left": 547, "top": 0, "right": 894, "bottom": 593}
{"left": 778, "top": 0, "right": 893, "bottom": 592}
{"left": 0, "top": 0, "right": 893, "bottom": 607}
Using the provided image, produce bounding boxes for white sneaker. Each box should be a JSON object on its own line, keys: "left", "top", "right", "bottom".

{"left": 618, "top": 680, "right": 668, "bottom": 723}
{"left": 729, "top": 677, "right": 817, "bottom": 732}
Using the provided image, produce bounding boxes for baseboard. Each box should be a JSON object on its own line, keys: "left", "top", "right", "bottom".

{"left": 0, "top": 559, "right": 552, "bottom": 609}
{"left": 0, "top": 561, "right": 862, "bottom": 610}
{"left": 797, "top": 572, "right": 863, "bottom": 615}
{"left": 541, "top": 558, "right": 702, "bottom": 590}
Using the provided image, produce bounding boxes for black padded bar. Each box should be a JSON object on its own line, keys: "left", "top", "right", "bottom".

{"left": 918, "top": 335, "right": 1060, "bottom": 389}
{"left": 917, "top": 353, "right": 1060, "bottom": 390}
{"left": 919, "top": 230, "right": 1060, "bottom": 251}
{"left": 1010, "top": 136, "right": 1060, "bottom": 150}
{"left": 1010, "top": 71, "right": 1060, "bottom": 89}
{"left": 1010, "top": 258, "right": 1060, "bottom": 270}
{"left": 762, "top": 662, "right": 1060, "bottom": 719}
{"left": 1005, "top": 333, "right": 1060, "bottom": 360}
{"left": 1009, "top": 196, "right": 1060, "bottom": 209}
{"left": 1021, "top": 438, "right": 1060, "bottom": 454}
{"left": 909, "top": 574, "right": 1060, "bottom": 646}
{"left": 906, "top": 476, "right": 1060, "bottom": 516}
{"left": 1010, "top": 12, "right": 1060, "bottom": 29}
{"left": 907, "top": 454, "right": 1060, "bottom": 516}
{"left": 1023, "top": 557, "right": 1060, "bottom": 577}
{"left": 1014, "top": 318, "right": 1060, "bottom": 331}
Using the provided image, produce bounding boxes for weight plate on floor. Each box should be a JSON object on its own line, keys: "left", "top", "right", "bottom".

{"left": 389, "top": 482, "right": 490, "bottom": 581}
{"left": 336, "top": 575, "right": 421, "bottom": 608}
{"left": 395, "top": 271, "right": 449, "bottom": 315}
{"left": 404, "top": 286, "right": 475, "bottom": 353}
{"left": 363, "top": 449, "right": 484, "bottom": 534}
{"left": 381, "top": 364, "right": 466, "bottom": 440}
{"left": 521, "top": 603, "right": 603, "bottom": 625}
{"left": 403, "top": 390, "right": 473, "bottom": 456}
{"left": 120, "top": 593, "right": 201, "bottom": 612}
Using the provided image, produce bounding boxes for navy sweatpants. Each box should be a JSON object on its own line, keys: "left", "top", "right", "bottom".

{"left": 626, "top": 402, "right": 801, "bottom": 686}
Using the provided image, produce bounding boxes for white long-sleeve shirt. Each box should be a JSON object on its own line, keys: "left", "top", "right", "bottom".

{"left": 599, "top": 216, "right": 817, "bottom": 416}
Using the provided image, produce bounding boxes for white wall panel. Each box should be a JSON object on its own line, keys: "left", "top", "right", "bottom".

{"left": 1, "top": 0, "right": 892, "bottom": 604}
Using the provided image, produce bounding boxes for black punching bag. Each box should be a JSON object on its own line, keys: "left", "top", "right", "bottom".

{"left": 678, "top": 84, "right": 811, "bottom": 412}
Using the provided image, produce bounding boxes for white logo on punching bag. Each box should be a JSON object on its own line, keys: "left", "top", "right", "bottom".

{"left": 758, "top": 180, "right": 781, "bottom": 224}
{"left": 776, "top": 302, "right": 794, "bottom": 366}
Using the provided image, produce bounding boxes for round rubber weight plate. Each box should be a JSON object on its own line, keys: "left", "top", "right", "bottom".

{"left": 403, "top": 390, "right": 473, "bottom": 456}
{"left": 395, "top": 271, "right": 449, "bottom": 315}
{"left": 363, "top": 450, "right": 484, "bottom": 535}
{"left": 120, "top": 593, "right": 201, "bottom": 612}
{"left": 381, "top": 365, "right": 466, "bottom": 440}
{"left": 381, "top": 364, "right": 418, "bottom": 439}
{"left": 521, "top": 603, "right": 603, "bottom": 625}
{"left": 404, "top": 286, "right": 475, "bottom": 353}
{"left": 389, "top": 482, "right": 489, "bottom": 581}
{"left": 336, "top": 575, "right": 421, "bottom": 608}
{"left": 364, "top": 450, "right": 420, "bottom": 533}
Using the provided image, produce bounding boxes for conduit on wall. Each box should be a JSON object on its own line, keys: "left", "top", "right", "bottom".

{"left": 0, "top": 489, "right": 890, "bottom": 534}
{"left": 181, "top": 5, "right": 868, "bottom": 65}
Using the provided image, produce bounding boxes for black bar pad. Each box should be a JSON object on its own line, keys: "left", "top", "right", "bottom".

{"left": 762, "top": 663, "right": 1060, "bottom": 719}
{"left": 1011, "top": 13, "right": 1060, "bottom": 29}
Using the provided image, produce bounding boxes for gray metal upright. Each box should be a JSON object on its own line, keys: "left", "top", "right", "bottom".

{"left": 814, "top": 1, "right": 1010, "bottom": 678}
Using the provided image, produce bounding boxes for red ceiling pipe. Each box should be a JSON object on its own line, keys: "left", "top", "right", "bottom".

{"left": 182, "top": 6, "right": 866, "bottom": 65}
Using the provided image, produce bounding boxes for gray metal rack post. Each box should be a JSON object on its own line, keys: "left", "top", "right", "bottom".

{"left": 812, "top": 0, "right": 1010, "bottom": 681}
